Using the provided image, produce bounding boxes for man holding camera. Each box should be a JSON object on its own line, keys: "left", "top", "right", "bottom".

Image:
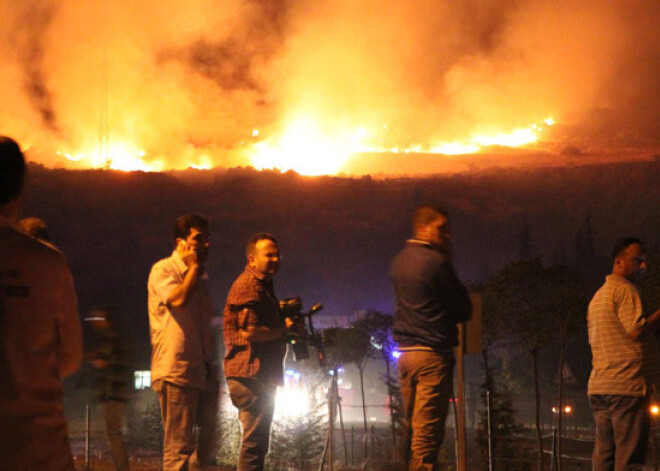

{"left": 148, "top": 214, "right": 219, "bottom": 470}
{"left": 224, "top": 233, "right": 292, "bottom": 471}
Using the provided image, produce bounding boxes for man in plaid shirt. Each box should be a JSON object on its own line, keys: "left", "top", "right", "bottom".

{"left": 224, "top": 233, "right": 293, "bottom": 471}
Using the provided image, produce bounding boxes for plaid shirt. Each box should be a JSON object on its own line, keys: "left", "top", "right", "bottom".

{"left": 223, "top": 265, "right": 285, "bottom": 387}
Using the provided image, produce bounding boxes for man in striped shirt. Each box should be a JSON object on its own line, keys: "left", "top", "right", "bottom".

{"left": 588, "top": 237, "right": 660, "bottom": 471}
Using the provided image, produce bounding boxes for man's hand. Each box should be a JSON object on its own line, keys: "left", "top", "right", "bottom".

{"left": 285, "top": 317, "right": 306, "bottom": 337}
{"left": 166, "top": 244, "right": 201, "bottom": 308}
{"left": 180, "top": 243, "right": 199, "bottom": 269}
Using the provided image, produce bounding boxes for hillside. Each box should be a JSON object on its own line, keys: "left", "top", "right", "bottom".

{"left": 21, "top": 158, "right": 660, "bottom": 363}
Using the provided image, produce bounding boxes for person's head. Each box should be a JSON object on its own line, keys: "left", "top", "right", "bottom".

{"left": 173, "top": 214, "right": 210, "bottom": 264}
{"left": 0, "top": 136, "right": 26, "bottom": 221}
{"left": 612, "top": 237, "right": 646, "bottom": 282}
{"left": 246, "top": 232, "right": 280, "bottom": 277}
{"left": 412, "top": 205, "right": 451, "bottom": 253}
{"left": 16, "top": 217, "right": 50, "bottom": 241}
{"left": 84, "top": 306, "right": 117, "bottom": 331}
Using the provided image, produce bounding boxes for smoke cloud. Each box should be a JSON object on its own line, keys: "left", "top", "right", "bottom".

{"left": 1, "top": 0, "right": 659, "bottom": 170}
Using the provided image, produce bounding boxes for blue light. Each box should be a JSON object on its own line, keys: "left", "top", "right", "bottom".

{"left": 392, "top": 350, "right": 401, "bottom": 359}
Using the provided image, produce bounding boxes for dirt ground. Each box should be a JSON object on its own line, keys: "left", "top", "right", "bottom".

{"left": 72, "top": 453, "right": 234, "bottom": 470}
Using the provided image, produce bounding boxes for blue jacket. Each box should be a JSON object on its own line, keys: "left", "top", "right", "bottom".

{"left": 390, "top": 240, "right": 471, "bottom": 351}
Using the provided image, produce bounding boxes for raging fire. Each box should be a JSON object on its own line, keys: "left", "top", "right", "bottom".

{"left": 248, "top": 117, "right": 555, "bottom": 175}
{"left": 55, "top": 118, "right": 555, "bottom": 174}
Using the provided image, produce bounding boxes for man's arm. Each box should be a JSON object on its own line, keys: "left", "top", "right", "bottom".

{"left": 55, "top": 263, "right": 83, "bottom": 377}
{"left": 436, "top": 261, "right": 472, "bottom": 323}
{"left": 617, "top": 286, "right": 655, "bottom": 342}
{"left": 629, "top": 308, "right": 660, "bottom": 342}
{"left": 238, "top": 307, "right": 293, "bottom": 342}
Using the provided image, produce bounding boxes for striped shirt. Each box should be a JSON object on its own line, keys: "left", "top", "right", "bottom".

{"left": 587, "top": 274, "right": 660, "bottom": 396}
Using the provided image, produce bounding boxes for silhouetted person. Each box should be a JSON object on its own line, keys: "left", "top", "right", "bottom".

{"left": 588, "top": 237, "right": 660, "bottom": 471}
{"left": 85, "top": 307, "right": 132, "bottom": 471}
{"left": 148, "top": 214, "right": 219, "bottom": 470}
{"left": 223, "top": 233, "right": 293, "bottom": 471}
{"left": 0, "top": 136, "right": 83, "bottom": 470}
{"left": 390, "top": 205, "right": 471, "bottom": 471}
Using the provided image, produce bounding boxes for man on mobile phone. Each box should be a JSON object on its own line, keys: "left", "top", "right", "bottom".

{"left": 148, "top": 214, "right": 219, "bottom": 470}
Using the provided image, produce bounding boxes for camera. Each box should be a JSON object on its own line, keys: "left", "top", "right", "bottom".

{"left": 280, "top": 297, "right": 327, "bottom": 366}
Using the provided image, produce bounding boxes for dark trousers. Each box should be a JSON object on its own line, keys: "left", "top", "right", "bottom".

{"left": 104, "top": 400, "right": 130, "bottom": 471}
{"left": 589, "top": 394, "right": 650, "bottom": 471}
{"left": 153, "top": 379, "right": 219, "bottom": 471}
{"left": 398, "top": 350, "right": 454, "bottom": 471}
{"left": 227, "top": 378, "right": 277, "bottom": 471}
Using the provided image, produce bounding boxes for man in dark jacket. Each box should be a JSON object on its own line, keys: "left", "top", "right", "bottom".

{"left": 390, "top": 205, "right": 471, "bottom": 471}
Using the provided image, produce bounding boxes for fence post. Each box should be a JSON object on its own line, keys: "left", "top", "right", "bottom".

{"left": 85, "top": 403, "right": 91, "bottom": 470}
{"left": 487, "top": 390, "right": 493, "bottom": 471}
{"left": 351, "top": 426, "right": 355, "bottom": 466}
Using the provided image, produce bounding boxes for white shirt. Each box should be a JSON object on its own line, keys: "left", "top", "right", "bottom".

{"left": 148, "top": 251, "right": 216, "bottom": 389}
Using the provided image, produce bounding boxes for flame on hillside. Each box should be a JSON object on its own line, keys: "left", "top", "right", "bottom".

{"left": 4, "top": 1, "right": 659, "bottom": 175}
{"left": 56, "top": 117, "right": 555, "bottom": 174}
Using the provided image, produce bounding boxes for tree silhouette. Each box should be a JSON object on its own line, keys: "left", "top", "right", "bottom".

{"left": 352, "top": 311, "right": 402, "bottom": 457}
{"left": 325, "top": 326, "right": 374, "bottom": 465}
{"left": 482, "top": 258, "right": 562, "bottom": 471}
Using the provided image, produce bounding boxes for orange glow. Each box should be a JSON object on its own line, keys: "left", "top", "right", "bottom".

{"left": 650, "top": 405, "right": 660, "bottom": 416}
{"left": 248, "top": 117, "right": 363, "bottom": 176}
{"left": 57, "top": 142, "right": 215, "bottom": 172}
{"left": 249, "top": 117, "right": 555, "bottom": 174}
{"left": 58, "top": 141, "right": 162, "bottom": 172}
{"left": 552, "top": 404, "right": 573, "bottom": 414}
{"left": 52, "top": 116, "right": 554, "bottom": 175}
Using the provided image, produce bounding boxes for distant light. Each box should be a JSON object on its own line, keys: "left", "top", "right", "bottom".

{"left": 564, "top": 405, "right": 573, "bottom": 414}
{"left": 134, "top": 370, "right": 151, "bottom": 390}
{"left": 275, "top": 386, "right": 310, "bottom": 418}
{"left": 392, "top": 350, "right": 401, "bottom": 359}
{"left": 651, "top": 405, "right": 660, "bottom": 416}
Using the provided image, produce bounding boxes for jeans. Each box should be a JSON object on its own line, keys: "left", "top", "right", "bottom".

{"left": 227, "top": 378, "right": 277, "bottom": 471}
{"left": 589, "top": 394, "right": 650, "bottom": 471}
{"left": 104, "top": 400, "right": 130, "bottom": 471}
{"left": 153, "top": 378, "right": 219, "bottom": 471}
{"left": 398, "top": 350, "right": 454, "bottom": 471}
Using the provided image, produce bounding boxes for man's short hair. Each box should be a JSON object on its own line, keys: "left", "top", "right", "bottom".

{"left": 173, "top": 214, "right": 209, "bottom": 241}
{"left": 17, "top": 217, "right": 50, "bottom": 241}
{"left": 0, "top": 136, "right": 26, "bottom": 205}
{"left": 612, "top": 237, "right": 644, "bottom": 261}
{"left": 246, "top": 232, "right": 278, "bottom": 257}
{"left": 413, "top": 205, "right": 449, "bottom": 229}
